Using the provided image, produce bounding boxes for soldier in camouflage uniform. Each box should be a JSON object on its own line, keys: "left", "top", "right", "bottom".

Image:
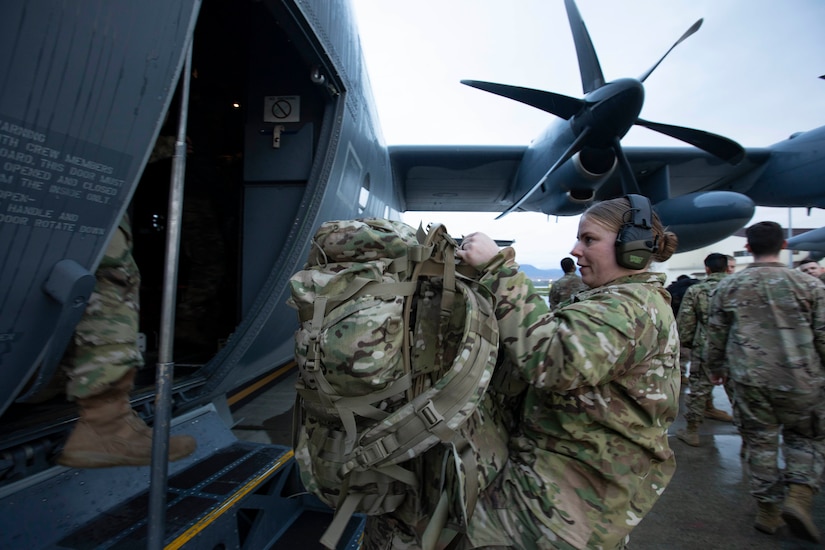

{"left": 706, "top": 221, "right": 825, "bottom": 542}
{"left": 797, "top": 257, "right": 825, "bottom": 284}
{"left": 675, "top": 253, "right": 733, "bottom": 447}
{"left": 455, "top": 197, "right": 680, "bottom": 549}
{"left": 548, "top": 257, "right": 588, "bottom": 309}
{"left": 57, "top": 215, "right": 196, "bottom": 468}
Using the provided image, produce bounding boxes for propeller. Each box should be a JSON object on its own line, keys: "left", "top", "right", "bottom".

{"left": 462, "top": 0, "right": 745, "bottom": 212}
{"left": 496, "top": 128, "right": 591, "bottom": 218}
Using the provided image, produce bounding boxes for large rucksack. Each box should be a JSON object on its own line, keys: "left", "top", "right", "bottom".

{"left": 287, "top": 218, "right": 507, "bottom": 549}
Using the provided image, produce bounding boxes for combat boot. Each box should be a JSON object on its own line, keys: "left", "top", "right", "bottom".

{"left": 704, "top": 399, "right": 733, "bottom": 422}
{"left": 57, "top": 369, "right": 196, "bottom": 468}
{"left": 781, "top": 484, "right": 821, "bottom": 543}
{"left": 754, "top": 501, "right": 784, "bottom": 535}
{"left": 676, "top": 422, "right": 700, "bottom": 447}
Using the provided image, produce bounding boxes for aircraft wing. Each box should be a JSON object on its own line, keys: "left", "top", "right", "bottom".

{"left": 392, "top": 145, "right": 525, "bottom": 212}
{"left": 614, "top": 146, "right": 772, "bottom": 199}
{"left": 394, "top": 144, "right": 773, "bottom": 213}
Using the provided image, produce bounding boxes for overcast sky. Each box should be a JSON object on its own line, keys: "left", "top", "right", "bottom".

{"left": 350, "top": 0, "right": 825, "bottom": 268}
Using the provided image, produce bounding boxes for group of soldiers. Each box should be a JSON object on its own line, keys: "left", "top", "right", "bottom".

{"left": 671, "top": 230, "right": 824, "bottom": 544}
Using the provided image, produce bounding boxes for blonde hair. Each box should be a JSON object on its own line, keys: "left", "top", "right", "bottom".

{"left": 583, "top": 197, "right": 678, "bottom": 264}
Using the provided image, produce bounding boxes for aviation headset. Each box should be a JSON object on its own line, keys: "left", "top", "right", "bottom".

{"left": 615, "top": 194, "right": 659, "bottom": 270}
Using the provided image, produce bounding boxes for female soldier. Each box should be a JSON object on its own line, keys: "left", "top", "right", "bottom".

{"left": 455, "top": 196, "right": 680, "bottom": 549}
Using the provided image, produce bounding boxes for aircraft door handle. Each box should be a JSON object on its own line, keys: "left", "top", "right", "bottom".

{"left": 273, "top": 124, "right": 285, "bottom": 148}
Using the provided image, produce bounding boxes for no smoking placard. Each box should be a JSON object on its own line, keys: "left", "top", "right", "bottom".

{"left": 263, "top": 95, "right": 300, "bottom": 123}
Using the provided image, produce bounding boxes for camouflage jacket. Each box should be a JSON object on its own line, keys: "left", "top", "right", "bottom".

{"left": 706, "top": 261, "right": 825, "bottom": 391}
{"left": 676, "top": 272, "right": 727, "bottom": 365}
{"left": 548, "top": 272, "right": 588, "bottom": 309}
{"left": 478, "top": 248, "right": 679, "bottom": 549}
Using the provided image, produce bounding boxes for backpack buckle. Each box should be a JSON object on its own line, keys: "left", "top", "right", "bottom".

{"left": 354, "top": 434, "right": 400, "bottom": 467}
{"left": 417, "top": 400, "right": 444, "bottom": 428}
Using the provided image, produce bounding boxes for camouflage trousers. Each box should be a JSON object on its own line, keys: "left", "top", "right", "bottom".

{"left": 682, "top": 361, "right": 735, "bottom": 424}
{"left": 732, "top": 381, "right": 825, "bottom": 503}
{"left": 61, "top": 220, "right": 144, "bottom": 399}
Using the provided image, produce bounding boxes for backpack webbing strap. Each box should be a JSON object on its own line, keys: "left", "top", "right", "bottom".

{"left": 334, "top": 374, "right": 412, "bottom": 453}
{"left": 303, "top": 279, "right": 412, "bottom": 386}
{"left": 449, "top": 435, "right": 479, "bottom": 525}
{"left": 320, "top": 464, "right": 418, "bottom": 549}
{"left": 342, "top": 280, "right": 498, "bottom": 472}
{"left": 295, "top": 266, "right": 417, "bottom": 323}
{"left": 303, "top": 278, "right": 417, "bottom": 452}
{"left": 344, "top": 344, "right": 490, "bottom": 472}
{"left": 319, "top": 491, "right": 364, "bottom": 549}
{"left": 298, "top": 372, "right": 411, "bottom": 422}
{"left": 421, "top": 437, "right": 479, "bottom": 549}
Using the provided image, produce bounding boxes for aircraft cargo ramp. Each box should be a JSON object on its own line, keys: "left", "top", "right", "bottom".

{"left": 0, "top": 405, "right": 364, "bottom": 549}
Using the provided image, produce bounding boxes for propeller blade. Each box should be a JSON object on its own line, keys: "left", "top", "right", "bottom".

{"left": 496, "top": 127, "right": 592, "bottom": 219}
{"left": 461, "top": 80, "right": 584, "bottom": 120}
{"left": 638, "top": 19, "right": 703, "bottom": 83}
{"left": 612, "top": 137, "right": 641, "bottom": 195}
{"left": 564, "top": 0, "right": 605, "bottom": 94}
{"left": 636, "top": 118, "right": 745, "bottom": 164}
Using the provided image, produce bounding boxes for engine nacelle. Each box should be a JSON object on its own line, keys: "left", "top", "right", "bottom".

{"left": 787, "top": 226, "right": 825, "bottom": 256}
{"left": 536, "top": 147, "right": 617, "bottom": 215}
{"left": 654, "top": 191, "right": 755, "bottom": 252}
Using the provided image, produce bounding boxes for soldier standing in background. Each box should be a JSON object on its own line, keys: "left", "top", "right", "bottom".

{"left": 667, "top": 274, "right": 699, "bottom": 386}
{"left": 707, "top": 221, "right": 825, "bottom": 542}
{"left": 675, "top": 253, "right": 733, "bottom": 448}
{"left": 798, "top": 257, "right": 825, "bottom": 284}
{"left": 548, "top": 257, "right": 588, "bottom": 309}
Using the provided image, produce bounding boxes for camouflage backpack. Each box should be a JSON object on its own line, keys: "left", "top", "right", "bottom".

{"left": 287, "top": 218, "right": 508, "bottom": 549}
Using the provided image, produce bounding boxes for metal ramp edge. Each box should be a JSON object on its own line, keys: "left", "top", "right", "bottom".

{"left": 0, "top": 404, "right": 364, "bottom": 549}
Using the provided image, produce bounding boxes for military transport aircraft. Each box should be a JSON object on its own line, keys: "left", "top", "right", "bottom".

{"left": 0, "top": 0, "right": 824, "bottom": 548}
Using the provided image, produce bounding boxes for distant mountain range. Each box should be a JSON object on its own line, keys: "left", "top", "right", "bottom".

{"left": 520, "top": 264, "right": 564, "bottom": 282}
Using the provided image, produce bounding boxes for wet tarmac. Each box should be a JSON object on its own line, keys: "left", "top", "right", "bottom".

{"left": 630, "top": 386, "right": 824, "bottom": 549}
{"left": 232, "top": 374, "right": 825, "bottom": 549}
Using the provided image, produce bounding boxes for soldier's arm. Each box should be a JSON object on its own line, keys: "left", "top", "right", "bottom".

{"left": 479, "top": 254, "right": 639, "bottom": 391}
{"left": 705, "top": 287, "right": 730, "bottom": 377}
{"left": 676, "top": 287, "right": 698, "bottom": 348}
{"left": 812, "top": 282, "right": 825, "bottom": 370}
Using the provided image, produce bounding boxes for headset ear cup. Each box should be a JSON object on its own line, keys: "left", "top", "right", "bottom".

{"left": 615, "top": 226, "right": 653, "bottom": 269}
{"left": 615, "top": 195, "right": 656, "bottom": 269}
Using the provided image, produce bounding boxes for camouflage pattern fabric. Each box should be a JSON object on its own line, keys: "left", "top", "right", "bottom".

{"left": 289, "top": 219, "right": 506, "bottom": 549}
{"left": 62, "top": 215, "right": 144, "bottom": 399}
{"left": 706, "top": 262, "right": 825, "bottom": 391}
{"left": 731, "top": 381, "right": 825, "bottom": 502}
{"left": 706, "top": 262, "right": 825, "bottom": 501}
{"left": 677, "top": 272, "right": 727, "bottom": 423}
{"left": 548, "top": 272, "right": 588, "bottom": 309}
{"left": 460, "top": 248, "right": 679, "bottom": 550}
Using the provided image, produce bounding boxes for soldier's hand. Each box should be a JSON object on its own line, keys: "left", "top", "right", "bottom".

{"left": 456, "top": 232, "right": 499, "bottom": 268}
